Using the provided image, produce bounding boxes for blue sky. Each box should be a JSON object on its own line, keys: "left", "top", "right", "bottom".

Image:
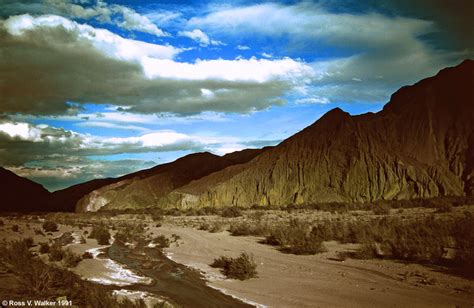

{"left": 0, "top": 0, "right": 472, "bottom": 190}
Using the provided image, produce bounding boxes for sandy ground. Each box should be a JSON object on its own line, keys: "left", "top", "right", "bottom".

{"left": 157, "top": 224, "right": 474, "bottom": 308}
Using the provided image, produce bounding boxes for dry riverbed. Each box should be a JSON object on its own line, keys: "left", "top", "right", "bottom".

{"left": 156, "top": 223, "right": 474, "bottom": 308}
{"left": 1, "top": 208, "right": 473, "bottom": 307}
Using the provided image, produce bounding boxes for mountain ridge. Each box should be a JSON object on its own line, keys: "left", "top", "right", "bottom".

{"left": 1, "top": 59, "right": 472, "bottom": 212}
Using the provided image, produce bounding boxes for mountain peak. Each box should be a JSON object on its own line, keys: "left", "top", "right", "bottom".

{"left": 383, "top": 59, "right": 474, "bottom": 115}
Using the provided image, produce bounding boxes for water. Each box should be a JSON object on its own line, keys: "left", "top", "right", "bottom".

{"left": 107, "top": 243, "right": 253, "bottom": 308}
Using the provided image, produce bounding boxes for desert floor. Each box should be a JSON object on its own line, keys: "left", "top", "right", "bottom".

{"left": 0, "top": 206, "right": 473, "bottom": 307}
{"left": 157, "top": 223, "right": 474, "bottom": 308}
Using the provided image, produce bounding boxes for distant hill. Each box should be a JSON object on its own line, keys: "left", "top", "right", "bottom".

{"left": 0, "top": 167, "right": 51, "bottom": 212}
{"left": 78, "top": 59, "right": 473, "bottom": 211}
{"left": 75, "top": 148, "right": 267, "bottom": 211}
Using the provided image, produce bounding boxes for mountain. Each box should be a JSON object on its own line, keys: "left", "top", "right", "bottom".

{"left": 0, "top": 167, "right": 51, "bottom": 212}
{"left": 4, "top": 60, "right": 472, "bottom": 213}
{"left": 83, "top": 59, "right": 470, "bottom": 211}
{"left": 75, "top": 148, "right": 267, "bottom": 211}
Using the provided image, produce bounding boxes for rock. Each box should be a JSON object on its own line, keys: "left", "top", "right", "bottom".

{"left": 78, "top": 60, "right": 474, "bottom": 211}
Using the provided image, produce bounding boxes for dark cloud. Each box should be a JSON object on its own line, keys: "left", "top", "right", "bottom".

{"left": 0, "top": 14, "right": 303, "bottom": 115}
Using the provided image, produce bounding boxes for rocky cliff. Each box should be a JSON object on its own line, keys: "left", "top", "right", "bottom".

{"left": 79, "top": 59, "right": 474, "bottom": 211}
{"left": 76, "top": 148, "right": 267, "bottom": 211}
{"left": 167, "top": 59, "right": 474, "bottom": 208}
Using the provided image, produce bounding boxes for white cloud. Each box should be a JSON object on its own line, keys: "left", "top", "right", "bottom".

{"left": 178, "top": 29, "right": 223, "bottom": 46}
{"left": 1, "top": 14, "right": 314, "bottom": 115}
{"left": 188, "top": 2, "right": 457, "bottom": 103}
{"left": 295, "top": 97, "right": 330, "bottom": 105}
{"left": 113, "top": 5, "right": 168, "bottom": 37}
{"left": 0, "top": 120, "right": 242, "bottom": 161}
{"left": 0, "top": 122, "right": 42, "bottom": 141}
{"left": 189, "top": 3, "right": 433, "bottom": 46}
{"left": 141, "top": 57, "right": 314, "bottom": 82}
{"left": 261, "top": 52, "right": 273, "bottom": 58}
{"left": 236, "top": 45, "right": 250, "bottom": 50}
{"left": 3, "top": 14, "right": 179, "bottom": 61}
{"left": 45, "top": 0, "right": 167, "bottom": 36}
{"left": 75, "top": 121, "right": 150, "bottom": 132}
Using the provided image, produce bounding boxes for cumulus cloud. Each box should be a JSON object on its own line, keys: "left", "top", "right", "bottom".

{"left": 0, "top": 120, "right": 252, "bottom": 164}
{"left": 5, "top": 158, "right": 157, "bottom": 191}
{"left": 44, "top": 0, "right": 168, "bottom": 36}
{"left": 189, "top": 2, "right": 458, "bottom": 104}
{"left": 0, "top": 14, "right": 314, "bottom": 115}
{"left": 0, "top": 118, "right": 268, "bottom": 190}
{"left": 178, "top": 29, "right": 222, "bottom": 46}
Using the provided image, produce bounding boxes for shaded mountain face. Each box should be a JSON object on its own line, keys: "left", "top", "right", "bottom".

{"left": 148, "top": 59, "right": 473, "bottom": 209}
{"left": 0, "top": 167, "right": 51, "bottom": 212}
{"left": 79, "top": 60, "right": 474, "bottom": 212}
{"left": 76, "top": 148, "right": 267, "bottom": 211}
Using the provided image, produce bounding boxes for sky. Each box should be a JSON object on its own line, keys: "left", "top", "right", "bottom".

{"left": 0, "top": 0, "right": 473, "bottom": 191}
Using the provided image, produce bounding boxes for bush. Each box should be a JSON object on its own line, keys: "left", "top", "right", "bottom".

{"left": 11, "top": 224, "right": 19, "bottom": 232}
{"left": 64, "top": 250, "right": 82, "bottom": 268}
{"left": 24, "top": 237, "right": 34, "bottom": 247}
{"left": 39, "top": 242, "right": 50, "bottom": 254}
{"left": 452, "top": 213, "right": 474, "bottom": 276}
{"left": 49, "top": 245, "right": 65, "bottom": 262}
{"left": 372, "top": 202, "right": 391, "bottom": 215}
{"left": 220, "top": 207, "right": 242, "bottom": 218}
{"left": 82, "top": 251, "right": 93, "bottom": 259}
{"left": 200, "top": 221, "right": 226, "bottom": 233}
{"left": 152, "top": 235, "right": 170, "bottom": 248}
{"left": 89, "top": 225, "right": 111, "bottom": 245}
{"left": 229, "top": 221, "right": 267, "bottom": 237}
{"left": 34, "top": 228, "right": 45, "bottom": 236}
{"left": 0, "top": 240, "right": 147, "bottom": 307}
{"left": 435, "top": 203, "right": 453, "bottom": 213}
{"left": 115, "top": 223, "right": 145, "bottom": 244}
{"left": 0, "top": 219, "right": 4, "bottom": 226}
{"left": 211, "top": 253, "right": 257, "bottom": 280}
{"left": 264, "top": 219, "right": 326, "bottom": 255}
{"left": 42, "top": 221, "right": 58, "bottom": 232}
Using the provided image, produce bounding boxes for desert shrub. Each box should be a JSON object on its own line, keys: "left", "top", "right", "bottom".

{"left": 202, "top": 206, "right": 219, "bottom": 215}
{"left": 210, "top": 253, "right": 257, "bottom": 280}
{"left": 150, "top": 212, "right": 163, "bottom": 222}
{"left": 435, "top": 203, "right": 453, "bottom": 213}
{"left": 64, "top": 250, "right": 82, "bottom": 268}
{"left": 171, "top": 234, "right": 181, "bottom": 242}
{"left": 11, "top": 224, "right": 19, "bottom": 232}
{"left": 152, "top": 235, "right": 170, "bottom": 248}
{"left": 220, "top": 207, "right": 242, "bottom": 218}
{"left": 247, "top": 210, "right": 265, "bottom": 220}
{"left": 24, "top": 237, "right": 34, "bottom": 247}
{"left": 89, "top": 225, "right": 111, "bottom": 245}
{"left": 210, "top": 256, "right": 232, "bottom": 269}
{"left": 49, "top": 245, "right": 65, "bottom": 262}
{"left": 39, "top": 242, "right": 50, "bottom": 254}
{"left": 0, "top": 240, "right": 147, "bottom": 307}
{"left": 82, "top": 251, "right": 93, "bottom": 259}
{"left": 115, "top": 223, "right": 145, "bottom": 244}
{"left": 42, "top": 221, "right": 58, "bottom": 232}
{"left": 264, "top": 219, "right": 326, "bottom": 255}
{"left": 452, "top": 213, "right": 474, "bottom": 276}
{"left": 372, "top": 202, "right": 391, "bottom": 215}
{"left": 229, "top": 221, "right": 267, "bottom": 237}
{"left": 34, "top": 228, "right": 45, "bottom": 236}
{"left": 200, "top": 221, "right": 226, "bottom": 233}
